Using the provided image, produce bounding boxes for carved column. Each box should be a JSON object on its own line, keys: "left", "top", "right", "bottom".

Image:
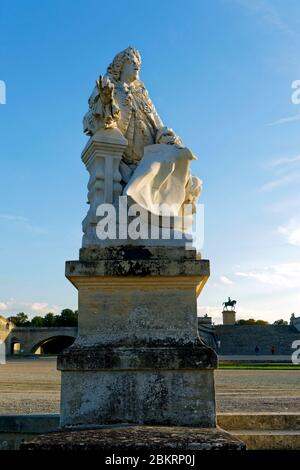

{"left": 81, "top": 128, "right": 128, "bottom": 247}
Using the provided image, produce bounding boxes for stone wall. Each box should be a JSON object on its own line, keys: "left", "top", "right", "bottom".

{"left": 215, "top": 325, "right": 300, "bottom": 355}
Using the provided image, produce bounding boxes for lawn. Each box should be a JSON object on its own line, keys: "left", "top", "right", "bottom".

{"left": 219, "top": 362, "right": 300, "bottom": 370}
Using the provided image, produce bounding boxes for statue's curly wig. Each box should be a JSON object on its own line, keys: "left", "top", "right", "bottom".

{"left": 106, "top": 46, "right": 141, "bottom": 83}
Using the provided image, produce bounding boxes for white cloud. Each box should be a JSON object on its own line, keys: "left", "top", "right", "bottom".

{"left": 0, "top": 214, "right": 29, "bottom": 223}
{"left": 270, "top": 154, "right": 300, "bottom": 167}
{"left": 220, "top": 276, "right": 233, "bottom": 285}
{"left": 0, "top": 299, "right": 62, "bottom": 318}
{"left": 267, "top": 114, "right": 300, "bottom": 126}
{"left": 198, "top": 305, "right": 220, "bottom": 316}
{"left": 236, "top": 263, "right": 300, "bottom": 288}
{"left": 278, "top": 218, "right": 300, "bottom": 247}
{"left": 31, "top": 302, "right": 50, "bottom": 312}
{"left": 0, "top": 213, "right": 46, "bottom": 235}
{"left": 259, "top": 173, "right": 300, "bottom": 192}
{"left": 234, "top": 0, "right": 294, "bottom": 35}
{"left": 30, "top": 302, "right": 60, "bottom": 315}
{"left": 197, "top": 305, "right": 223, "bottom": 324}
{"left": 266, "top": 196, "right": 300, "bottom": 214}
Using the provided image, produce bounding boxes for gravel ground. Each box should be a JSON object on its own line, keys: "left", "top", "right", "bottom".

{"left": 0, "top": 358, "right": 60, "bottom": 415}
{"left": 0, "top": 358, "right": 300, "bottom": 414}
{"left": 215, "top": 369, "right": 300, "bottom": 412}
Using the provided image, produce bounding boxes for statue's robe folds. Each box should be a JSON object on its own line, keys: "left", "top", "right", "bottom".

{"left": 124, "top": 144, "right": 196, "bottom": 218}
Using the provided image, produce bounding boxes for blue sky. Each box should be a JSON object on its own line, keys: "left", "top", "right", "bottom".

{"left": 0, "top": 0, "right": 300, "bottom": 323}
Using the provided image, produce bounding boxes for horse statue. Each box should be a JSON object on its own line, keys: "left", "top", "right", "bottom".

{"left": 222, "top": 296, "right": 237, "bottom": 311}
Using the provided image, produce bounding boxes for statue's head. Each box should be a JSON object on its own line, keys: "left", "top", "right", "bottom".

{"left": 106, "top": 46, "right": 141, "bottom": 85}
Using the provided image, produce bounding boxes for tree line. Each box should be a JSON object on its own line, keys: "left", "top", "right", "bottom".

{"left": 236, "top": 318, "right": 288, "bottom": 326}
{"left": 7, "top": 309, "right": 78, "bottom": 327}
{"left": 6, "top": 312, "right": 289, "bottom": 328}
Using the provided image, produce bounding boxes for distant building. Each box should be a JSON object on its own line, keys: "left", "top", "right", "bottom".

{"left": 198, "top": 314, "right": 212, "bottom": 325}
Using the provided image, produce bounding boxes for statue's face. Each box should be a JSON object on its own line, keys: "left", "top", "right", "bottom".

{"left": 121, "top": 55, "right": 140, "bottom": 84}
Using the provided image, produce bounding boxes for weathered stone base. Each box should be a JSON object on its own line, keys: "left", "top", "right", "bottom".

{"left": 21, "top": 425, "right": 246, "bottom": 451}
{"left": 59, "top": 366, "right": 216, "bottom": 428}
{"left": 59, "top": 246, "right": 217, "bottom": 430}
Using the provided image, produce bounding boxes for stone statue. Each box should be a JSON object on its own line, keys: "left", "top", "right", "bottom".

{"left": 222, "top": 297, "right": 237, "bottom": 311}
{"left": 53, "top": 49, "right": 242, "bottom": 449}
{"left": 83, "top": 46, "right": 202, "bottom": 217}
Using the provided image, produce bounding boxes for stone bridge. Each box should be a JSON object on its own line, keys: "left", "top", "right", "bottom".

{"left": 5, "top": 327, "right": 78, "bottom": 354}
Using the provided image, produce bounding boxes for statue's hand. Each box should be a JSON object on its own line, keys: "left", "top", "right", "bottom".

{"left": 161, "top": 134, "right": 177, "bottom": 145}
{"left": 156, "top": 127, "right": 183, "bottom": 146}
{"left": 96, "top": 75, "right": 114, "bottom": 106}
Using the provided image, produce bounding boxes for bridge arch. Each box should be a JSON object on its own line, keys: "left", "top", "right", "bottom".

{"left": 10, "top": 336, "right": 21, "bottom": 354}
{"left": 5, "top": 327, "right": 78, "bottom": 354}
{"left": 31, "top": 335, "right": 76, "bottom": 354}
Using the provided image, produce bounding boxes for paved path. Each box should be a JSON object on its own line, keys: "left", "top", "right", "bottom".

{"left": 0, "top": 357, "right": 299, "bottom": 414}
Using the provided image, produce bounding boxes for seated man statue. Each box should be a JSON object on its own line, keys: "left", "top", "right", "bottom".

{"left": 83, "top": 46, "right": 201, "bottom": 219}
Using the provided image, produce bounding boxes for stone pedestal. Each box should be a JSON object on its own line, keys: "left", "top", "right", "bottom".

{"left": 58, "top": 246, "right": 217, "bottom": 428}
{"left": 81, "top": 128, "right": 128, "bottom": 247}
{"left": 222, "top": 310, "right": 236, "bottom": 325}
